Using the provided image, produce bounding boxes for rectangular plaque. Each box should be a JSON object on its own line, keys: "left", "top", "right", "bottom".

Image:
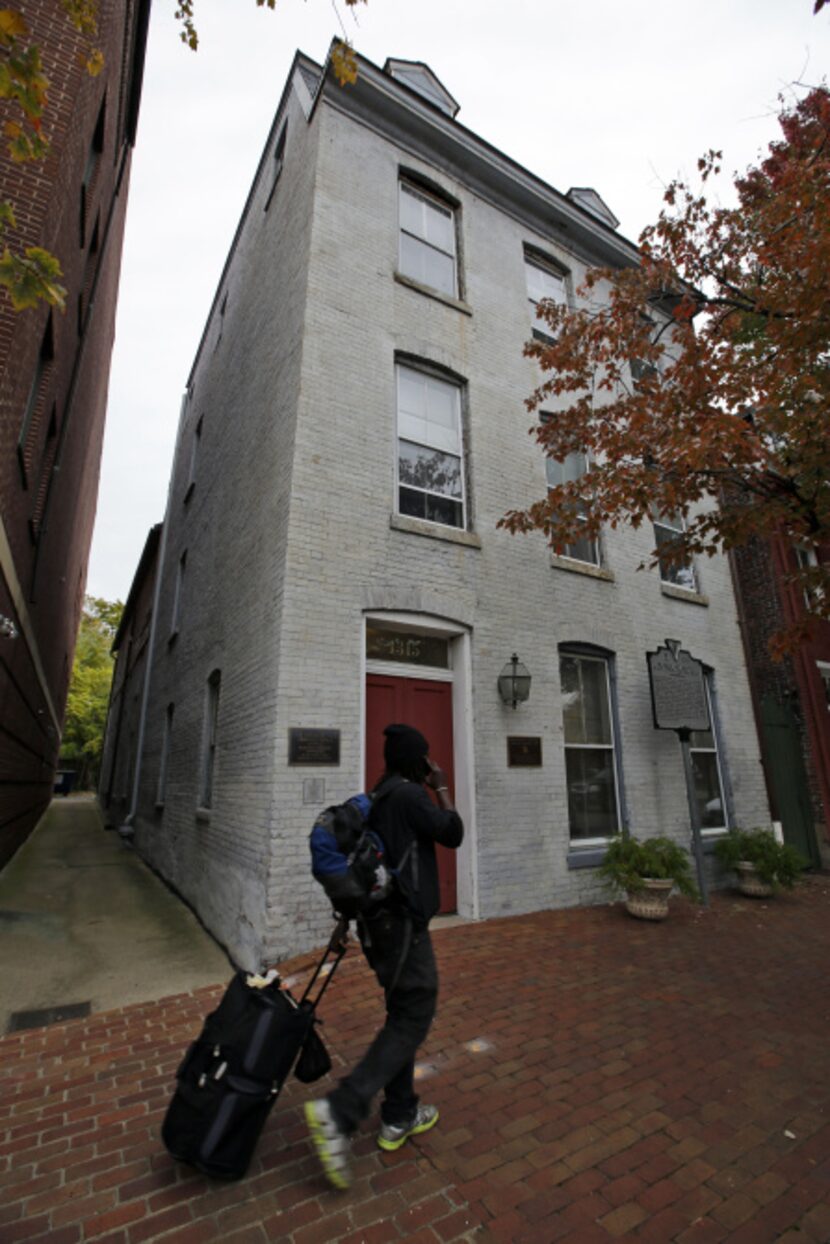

{"left": 647, "top": 641, "right": 710, "bottom": 732}
{"left": 288, "top": 728, "right": 340, "bottom": 766}
{"left": 302, "top": 778, "right": 326, "bottom": 805}
{"left": 507, "top": 736, "right": 543, "bottom": 767}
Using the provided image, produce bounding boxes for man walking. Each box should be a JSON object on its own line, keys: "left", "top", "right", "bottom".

{"left": 305, "top": 723, "right": 463, "bottom": 1189}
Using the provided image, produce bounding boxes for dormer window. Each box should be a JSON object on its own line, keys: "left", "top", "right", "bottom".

{"left": 384, "top": 59, "right": 459, "bottom": 117}
{"left": 566, "top": 187, "right": 620, "bottom": 230}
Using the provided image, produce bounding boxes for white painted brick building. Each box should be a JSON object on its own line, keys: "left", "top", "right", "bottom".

{"left": 122, "top": 46, "right": 770, "bottom": 969}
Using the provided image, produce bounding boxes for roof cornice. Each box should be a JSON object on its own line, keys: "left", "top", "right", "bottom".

{"left": 317, "top": 45, "right": 641, "bottom": 271}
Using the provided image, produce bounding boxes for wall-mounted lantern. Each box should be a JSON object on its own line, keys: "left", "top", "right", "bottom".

{"left": 1, "top": 614, "right": 18, "bottom": 640}
{"left": 498, "top": 653, "right": 531, "bottom": 709}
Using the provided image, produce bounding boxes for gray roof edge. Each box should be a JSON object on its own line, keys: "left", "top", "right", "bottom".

{"left": 319, "top": 51, "right": 640, "bottom": 268}
{"left": 185, "top": 49, "right": 324, "bottom": 391}
{"left": 113, "top": 523, "right": 162, "bottom": 653}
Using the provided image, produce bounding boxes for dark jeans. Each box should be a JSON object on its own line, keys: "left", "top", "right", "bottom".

{"left": 327, "top": 913, "right": 438, "bottom": 1133}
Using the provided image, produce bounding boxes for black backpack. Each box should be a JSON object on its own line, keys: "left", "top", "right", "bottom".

{"left": 308, "top": 781, "right": 412, "bottom": 919}
{"left": 309, "top": 794, "right": 390, "bottom": 918}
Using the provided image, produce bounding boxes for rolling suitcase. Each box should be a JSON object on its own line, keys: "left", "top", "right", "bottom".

{"left": 162, "top": 918, "right": 348, "bottom": 1180}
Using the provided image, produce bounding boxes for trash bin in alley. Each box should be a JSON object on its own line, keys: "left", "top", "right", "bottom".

{"left": 53, "top": 770, "right": 77, "bottom": 796}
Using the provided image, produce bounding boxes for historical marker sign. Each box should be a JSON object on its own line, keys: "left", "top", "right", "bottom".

{"left": 647, "top": 639, "right": 710, "bottom": 733}
{"left": 646, "top": 640, "right": 712, "bottom": 907}
{"left": 288, "top": 728, "right": 340, "bottom": 765}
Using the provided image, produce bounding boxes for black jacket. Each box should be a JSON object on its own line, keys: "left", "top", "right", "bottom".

{"left": 370, "top": 777, "right": 464, "bottom": 926}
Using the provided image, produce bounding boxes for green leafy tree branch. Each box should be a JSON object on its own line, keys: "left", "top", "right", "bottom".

{"left": 62, "top": 595, "right": 123, "bottom": 788}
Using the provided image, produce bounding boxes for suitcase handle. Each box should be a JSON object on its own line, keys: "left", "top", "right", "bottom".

{"left": 299, "top": 916, "right": 349, "bottom": 1010}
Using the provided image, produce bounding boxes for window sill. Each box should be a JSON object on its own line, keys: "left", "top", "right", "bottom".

{"left": 390, "top": 514, "right": 482, "bottom": 549}
{"left": 551, "top": 554, "right": 614, "bottom": 582}
{"left": 567, "top": 845, "right": 609, "bottom": 870}
{"left": 195, "top": 807, "right": 211, "bottom": 823}
{"left": 394, "top": 271, "right": 472, "bottom": 316}
{"left": 660, "top": 582, "right": 709, "bottom": 607}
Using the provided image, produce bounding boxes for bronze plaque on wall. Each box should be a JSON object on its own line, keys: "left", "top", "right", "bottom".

{"left": 288, "top": 728, "right": 340, "bottom": 765}
{"left": 507, "top": 736, "right": 542, "bottom": 767}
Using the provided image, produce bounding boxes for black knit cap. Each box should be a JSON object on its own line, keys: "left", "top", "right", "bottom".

{"left": 383, "top": 723, "right": 429, "bottom": 772}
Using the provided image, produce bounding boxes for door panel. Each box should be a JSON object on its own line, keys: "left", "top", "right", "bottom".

{"left": 761, "top": 696, "right": 820, "bottom": 868}
{"left": 366, "top": 673, "right": 457, "bottom": 912}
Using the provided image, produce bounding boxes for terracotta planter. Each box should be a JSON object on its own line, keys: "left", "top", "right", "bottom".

{"left": 735, "top": 860, "right": 774, "bottom": 898}
{"left": 625, "top": 878, "right": 674, "bottom": 921}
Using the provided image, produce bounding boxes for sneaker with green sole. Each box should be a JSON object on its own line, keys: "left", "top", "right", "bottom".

{"left": 304, "top": 1098, "right": 352, "bottom": 1189}
{"left": 377, "top": 1103, "right": 439, "bottom": 1151}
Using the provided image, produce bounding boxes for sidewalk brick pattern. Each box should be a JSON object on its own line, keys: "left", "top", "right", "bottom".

{"left": 2, "top": 877, "right": 830, "bottom": 1242}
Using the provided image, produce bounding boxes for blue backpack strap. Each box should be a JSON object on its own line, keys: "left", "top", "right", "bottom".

{"left": 347, "top": 793, "right": 372, "bottom": 819}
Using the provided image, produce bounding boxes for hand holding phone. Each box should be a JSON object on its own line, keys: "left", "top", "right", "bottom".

{"left": 424, "top": 756, "right": 448, "bottom": 791}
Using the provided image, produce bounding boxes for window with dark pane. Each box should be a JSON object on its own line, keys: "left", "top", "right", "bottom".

{"left": 525, "top": 252, "right": 567, "bottom": 340}
{"left": 689, "top": 681, "right": 726, "bottom": 830}
{"left": 200, "top": 672, "right": 221, "bottom": 809}
{"left": 651, "top": 507, "right": 696, "bottom": 590}
{"left": 543, "top": 418, "right": 600, "bottom": 566}
{"left": 560, "top": 652, "right": 620, "bottom": 840}
{"left": 396, "top": 363, "right": 465, "bottom": 529}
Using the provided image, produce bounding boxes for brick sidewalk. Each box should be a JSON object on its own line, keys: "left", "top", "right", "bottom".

{"left": 2, "top": 877, "right": 830, "bottom": 1243}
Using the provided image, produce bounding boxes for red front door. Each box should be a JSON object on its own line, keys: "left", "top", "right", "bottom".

{"left": 365, "top": 673, "right": 457, "bottom": 913}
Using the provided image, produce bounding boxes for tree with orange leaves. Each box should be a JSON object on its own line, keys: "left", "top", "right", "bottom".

{"left": 501, "top": 86, "right": 830, "bottom": 654}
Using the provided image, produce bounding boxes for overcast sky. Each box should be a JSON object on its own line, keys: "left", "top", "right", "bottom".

{"left": 86, "top": 0, "right": 830, "bottom": 603}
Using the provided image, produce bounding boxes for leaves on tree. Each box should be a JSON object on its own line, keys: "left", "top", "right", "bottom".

{"left": 500, "top": 87, "right": 830, "bottom": 658}
{"left": 62, "top": 597, "right": 124, "bottom": 787}
{"left": 331, "top": 39, "right": 358, "bottom": 86}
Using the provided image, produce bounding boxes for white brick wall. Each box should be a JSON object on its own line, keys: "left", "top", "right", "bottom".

{"left": 129, "top": 58, "right": 770, "bottom": 968}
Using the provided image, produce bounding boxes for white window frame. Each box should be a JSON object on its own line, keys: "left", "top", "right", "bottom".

{"left": 691, "top": 680, "right": 728, "bottom": 835}
{"left": 525, "top": 252, "right": 568, "bottom": 340}
{"left": 199, "top": 670, "right": 221, "bottom": 810}
{"left": 398, "top": 179, "right": 457, "bottom": 298}
{"left": 395, "top": 362, "right": 466, "bottom": 531}
{"left": 652, "top": 509, "right": 697, "bottom": 591}
{"left": 542, "top": 416, "right": 600, "bottom": 567}
{"left": 560, "top": 651, "right": 621, "bottom": 845}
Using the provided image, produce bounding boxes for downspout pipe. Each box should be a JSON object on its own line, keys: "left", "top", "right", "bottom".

{"left": 119, "top": 392, "right": 187, "bottom": 837}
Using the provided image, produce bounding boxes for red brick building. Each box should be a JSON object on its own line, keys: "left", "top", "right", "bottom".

{"left": 731, "top": 536, "right": 830, "bottom": 870}
{"left": 0, "top": 0, "right": 149, "bottom": 865}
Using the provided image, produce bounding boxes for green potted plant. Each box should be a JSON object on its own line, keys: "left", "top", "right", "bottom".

{"left": 714, "top": 827, "right": 805, "bottom": 897}
{"left": 599, "top": 833, "right": 698, "bottom": 920}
